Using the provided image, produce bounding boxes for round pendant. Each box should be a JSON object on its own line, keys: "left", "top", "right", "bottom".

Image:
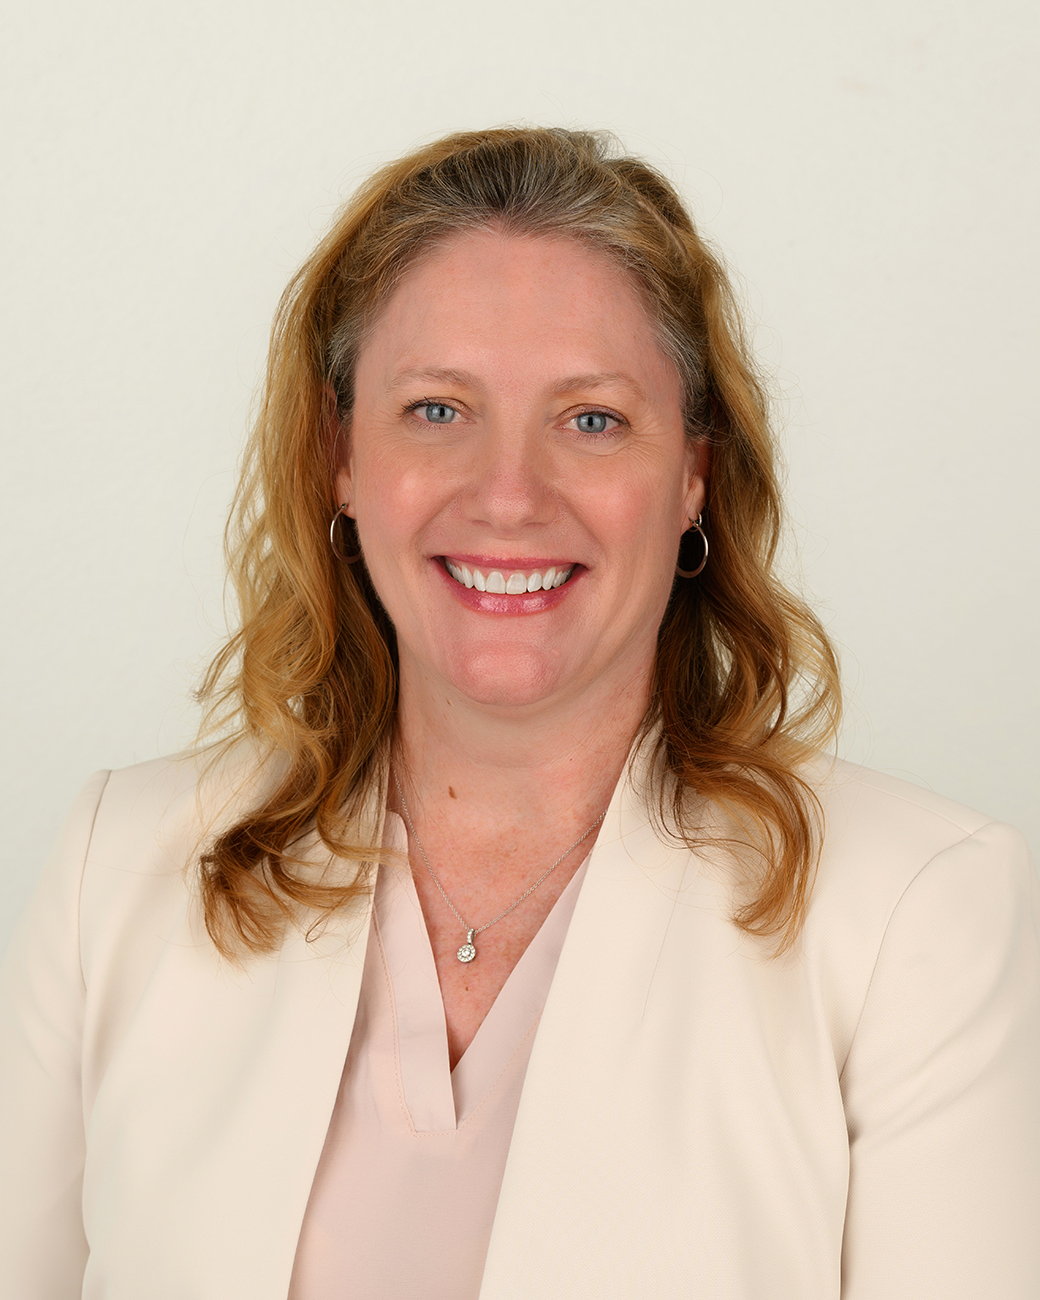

{"left": 456, "top": 928, "right": 476, "bottom": 963}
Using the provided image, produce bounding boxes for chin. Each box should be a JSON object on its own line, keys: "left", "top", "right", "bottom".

{"left": 445, "top": 643, "right": 569, "bottom": 709}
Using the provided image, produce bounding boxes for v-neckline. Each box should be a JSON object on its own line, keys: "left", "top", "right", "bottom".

{"left": 374, "top": 811, "right": 590, "bottom": 1132}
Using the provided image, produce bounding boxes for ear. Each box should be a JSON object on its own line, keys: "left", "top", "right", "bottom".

{"left": 323, "top": 383, "right": 354, "bottom": 516}
{"left": 682, "top": 436, "right": 710, "bottom": 524}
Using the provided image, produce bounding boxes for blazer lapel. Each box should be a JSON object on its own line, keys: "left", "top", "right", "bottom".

{"left": 83, "top": 771, "right": 386, "bottom": 1300}
{"left": 479, "top": 743, "right": 700, "bottom": 1298}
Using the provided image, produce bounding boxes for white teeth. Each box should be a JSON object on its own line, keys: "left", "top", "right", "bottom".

{"left": 444, "top": 561, "right": 574, "bottom": 593}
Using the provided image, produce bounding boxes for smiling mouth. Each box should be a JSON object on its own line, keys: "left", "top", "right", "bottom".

{"left": 442, "top": 559, "right": 576, "bottom": 594}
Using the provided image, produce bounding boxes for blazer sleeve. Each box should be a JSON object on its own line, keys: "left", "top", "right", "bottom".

{"left": 839, "top": 820, "right": 1040, "bottom": 1299}
{"left": 0, "top": 770, "right": 110, "bottom": 1299}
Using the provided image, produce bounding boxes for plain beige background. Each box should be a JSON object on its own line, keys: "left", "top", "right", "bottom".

{"left": 2, "top": 0, "right": 1037, "bottom": 951}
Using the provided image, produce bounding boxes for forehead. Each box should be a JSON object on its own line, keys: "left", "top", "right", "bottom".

{"left": 356, "top": 227, "right": 679, "bottom": 398}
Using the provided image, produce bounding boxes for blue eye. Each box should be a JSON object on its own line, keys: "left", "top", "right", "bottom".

{"left": 576, "top": 412, "right": 610, "bottom": 435}
{"left": 421, "top": 403, "right": 457, "bottom": 424}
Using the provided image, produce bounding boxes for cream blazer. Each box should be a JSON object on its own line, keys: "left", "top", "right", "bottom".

{"left": 1, "top": 744, "right": 1038, "bottom": 1299}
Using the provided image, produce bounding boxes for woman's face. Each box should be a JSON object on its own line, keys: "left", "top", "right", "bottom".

{"left": 337, "top": 227, "right": 706, "bottom": 715}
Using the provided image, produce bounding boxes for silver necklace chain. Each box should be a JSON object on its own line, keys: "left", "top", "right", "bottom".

{"left": 391, "top": 768, "right": 606, "bottom": 963}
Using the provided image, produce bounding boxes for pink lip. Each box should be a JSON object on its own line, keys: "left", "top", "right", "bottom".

{"left": 441, "top": 553, "right": 577, "bottom": 570}
{"left": 433, "top": 557, "right": 583, "bottom": 615}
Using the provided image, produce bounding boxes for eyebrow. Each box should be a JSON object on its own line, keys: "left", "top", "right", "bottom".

{"left": 386, "top": 366, "right": 648, "bottom": 401}
{"left": 386, "top": 367, "right": 476, "bottom": 392}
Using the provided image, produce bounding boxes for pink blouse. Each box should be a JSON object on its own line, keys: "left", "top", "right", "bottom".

{"left": 288, "top": 811, "right": 589, "bottom": 1300}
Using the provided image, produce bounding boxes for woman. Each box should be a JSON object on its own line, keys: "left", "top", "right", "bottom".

{"left": 1, "top": 127, "right": 1037, "bottom": 1299}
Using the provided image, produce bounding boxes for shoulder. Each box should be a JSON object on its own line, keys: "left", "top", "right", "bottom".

{"left": 70, "top": 744, "right": 280, "bottom": 964}
{"left": 80, "top": 740, "right": 287, "bottom": 882}
{"left": 1, "top": 743, "right": 279, "bottom": 1062}
{"left": 797, "top": 755, "right": 1037, "bottom": 1028}
{"left": 805, "top": 753, "right": 1030, "bottom": 893}
{"left": 811, "top": 753, "right": 993, "bottom": 837}
{"left": 89, "top": 742, "right": 275, "bottom": 845}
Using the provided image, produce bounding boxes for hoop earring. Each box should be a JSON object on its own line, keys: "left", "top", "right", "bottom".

{"left": 330, "top": 504, "right": 362, "bottom": 563}
{"left": 675, "top": 513, "right": 708, "bottom": 578}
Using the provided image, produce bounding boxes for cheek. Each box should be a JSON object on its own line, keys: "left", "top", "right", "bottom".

{"left": 596, "top": 467, "right": 686, "bottom": 557}
{"left": 350, "top": 454, "right": 444, "bottom": 561}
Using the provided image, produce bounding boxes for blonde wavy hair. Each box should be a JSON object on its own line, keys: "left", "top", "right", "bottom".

{"left": 197, "top": 126, "right": 841, "bottom": 962}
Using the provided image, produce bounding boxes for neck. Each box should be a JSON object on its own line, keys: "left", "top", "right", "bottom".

{"left": 391, "top": 658, "right": 652, "bottom": 855}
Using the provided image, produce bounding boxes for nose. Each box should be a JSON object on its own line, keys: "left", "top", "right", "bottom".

{"left": 460, "top": 423, "right": 557, "bottom": 533}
